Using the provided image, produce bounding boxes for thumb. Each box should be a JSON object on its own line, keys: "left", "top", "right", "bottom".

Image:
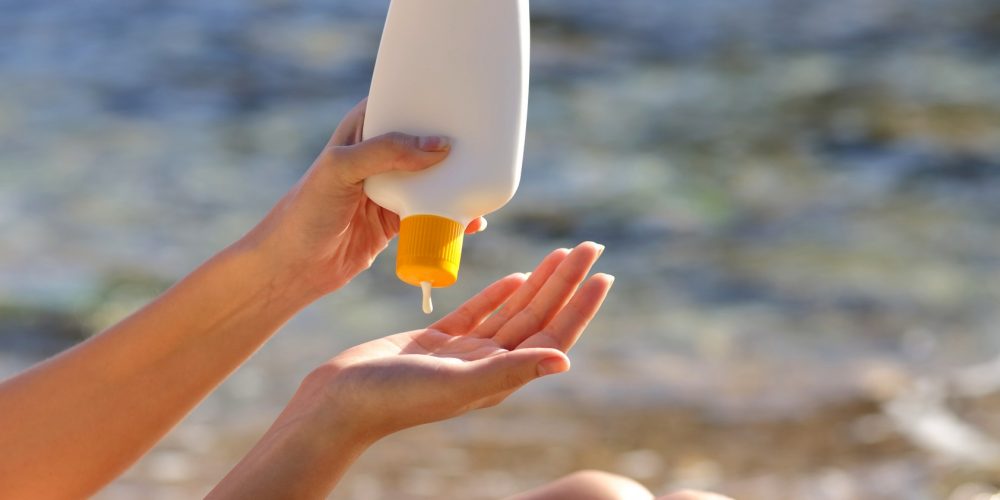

{"left": 459, "top": 349, "right": 570, "bottom": 400}
{"left": 329, "top": 132, "right": 451, "bottom": 186}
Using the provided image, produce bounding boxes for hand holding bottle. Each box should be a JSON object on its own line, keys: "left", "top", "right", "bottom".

{"left": 238, "top": 99, "right": 485, "bottom": 298}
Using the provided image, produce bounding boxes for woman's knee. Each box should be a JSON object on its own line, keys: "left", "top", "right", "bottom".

{"left": 510, "top": 469, "right": 654, "bottom": 500}
{"left": 656, "top": 489, "right": 734, "bottom": 500}
{"left": 567, "top": 470, "right": 654, "bottom": 499}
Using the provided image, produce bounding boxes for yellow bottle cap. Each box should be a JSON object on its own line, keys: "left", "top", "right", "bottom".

{"left": 396, "top": 215, "right": 465, "bottom": 288}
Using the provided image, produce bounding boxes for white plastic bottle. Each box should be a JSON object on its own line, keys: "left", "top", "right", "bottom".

{"left": 363, "top": 0, "right": 531, "bottom": 300}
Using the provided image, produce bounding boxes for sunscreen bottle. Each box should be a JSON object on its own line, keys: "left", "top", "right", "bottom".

{"left": 363, "top": 0, "right": 530, "bottom": 308}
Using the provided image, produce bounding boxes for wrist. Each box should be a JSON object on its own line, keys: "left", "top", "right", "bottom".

{"left": 293, "top": 364, "right": 386, "bottom": 446}
{"left": 271, "top": 402, "right": 375, "bottom": 466}
{"left": 210, "top": 384, "right": 373, "bottom": 500}
{"left": 228, "top": 229, "right": 329, "bottom": 308}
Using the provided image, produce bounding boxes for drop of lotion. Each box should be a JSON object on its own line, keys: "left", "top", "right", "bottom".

{"left": 420, "top": 281, "right": 433, "bottom": 315}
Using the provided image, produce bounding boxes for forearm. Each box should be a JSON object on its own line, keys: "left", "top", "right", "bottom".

{"left": 208, "top": 380, "right": 372, "bottom": 500}
{"left": 0, "top": 240, "right": 321, "bottom": 499}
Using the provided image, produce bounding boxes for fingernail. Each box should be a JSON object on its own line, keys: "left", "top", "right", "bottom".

{"left": 418, "top": 135, "right": 450, "bottom": 151}
{"left": 594, "top": 243, "right": 606, "bottom": 256}
{"left": 537, "top": 357, "right": 569, "bottom": 377}
{"left": 479, "top": 218, "right": 488, "bottom": 231}
{"left": 604, "top": 274, "right": 616, "bottom": 286}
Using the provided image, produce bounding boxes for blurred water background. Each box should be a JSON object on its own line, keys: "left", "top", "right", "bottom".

{"left": 2, "top": 0, "right": 1000, "bottom": 498}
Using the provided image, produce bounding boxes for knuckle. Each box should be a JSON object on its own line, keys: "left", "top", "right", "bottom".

{"left": 492, "top": 309, "right": 514, "bottom": 326}
{"left": 323, "top": 147, "right": 358, "bottom": 185}
{"left": 535, "top": 330, "right": 563, "bottom": 350}
{"left": 517, "top": 305, "right": 546, "bottom": 331}
{"left": 451, "top": 305, "right": 477, "bottom": 332}
{"left": 554, "top": 269, "right": 580, "bottom": 289}
{"left": 324, "top": 145, "right": 350, "bottom": 164}
{"left": 382, "top": 132, "right": 417, "bottom": 151}
{"left": 377, "top": 133, "right": 420, "bottom": 168}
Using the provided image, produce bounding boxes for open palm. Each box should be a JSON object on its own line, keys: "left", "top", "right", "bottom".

{"left": 315, "top": 242, "right": 612, "bottom": 437}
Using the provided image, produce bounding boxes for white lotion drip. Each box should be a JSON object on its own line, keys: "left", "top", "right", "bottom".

{"left": 421, "top": 281, "right": 433, "bottom": 315}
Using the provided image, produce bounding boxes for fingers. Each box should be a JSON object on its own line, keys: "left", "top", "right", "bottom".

{"left": 469, "top": 247, "right": 572, "bottom": 339}
{"left": 456, "top": 348, "right": 569, "bottom": 401}
{"left": 490, "top": 242, "right": 605, "bottom": 349}
{"left": 329, "top": 98, "right": 368, "bottom": 147}
{"left": 517, "top": 273, "right": 614, "bottom": 352}
{"left": 371, "top": 202, "right": 402, "bottom": 237}
{"left": 328, "top": 132, "right": 451, "bottom": 186}
{"left": 430, "top": 273, "right": 528, "bottom": 335}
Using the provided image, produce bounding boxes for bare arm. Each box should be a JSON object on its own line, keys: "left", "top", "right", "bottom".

{"left": 0, "top": 100, "right": 480, "bottom": 499}
{"left": 0, "top": 241, "right": 315, "bottom": 498}
{"left": 209, "top": 243, "right": 614, "bottom": 499}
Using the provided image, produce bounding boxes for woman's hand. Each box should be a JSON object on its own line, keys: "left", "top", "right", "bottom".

{"left": 209, "top": 242, "right": 611, "bottom": 499}
{"left": 307, "top": 242, "right": 610, "bottom": 438}
{"left": 240, "top": 99, "right": 486, "bottom": 298}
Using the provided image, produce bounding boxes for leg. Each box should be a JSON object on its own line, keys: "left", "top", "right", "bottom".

{"left": 506, "top": 470, "right": 655, "bottom": 500}
{"left": 657, "top": 490, "right": 734, "bottom": 500}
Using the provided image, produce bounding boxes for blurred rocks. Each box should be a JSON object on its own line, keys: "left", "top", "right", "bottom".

{"left": 0, "top": 0, "right": 999, "bottom": 498}
{"left": 0, "top": 303, "right": 88, "bottom": 361}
